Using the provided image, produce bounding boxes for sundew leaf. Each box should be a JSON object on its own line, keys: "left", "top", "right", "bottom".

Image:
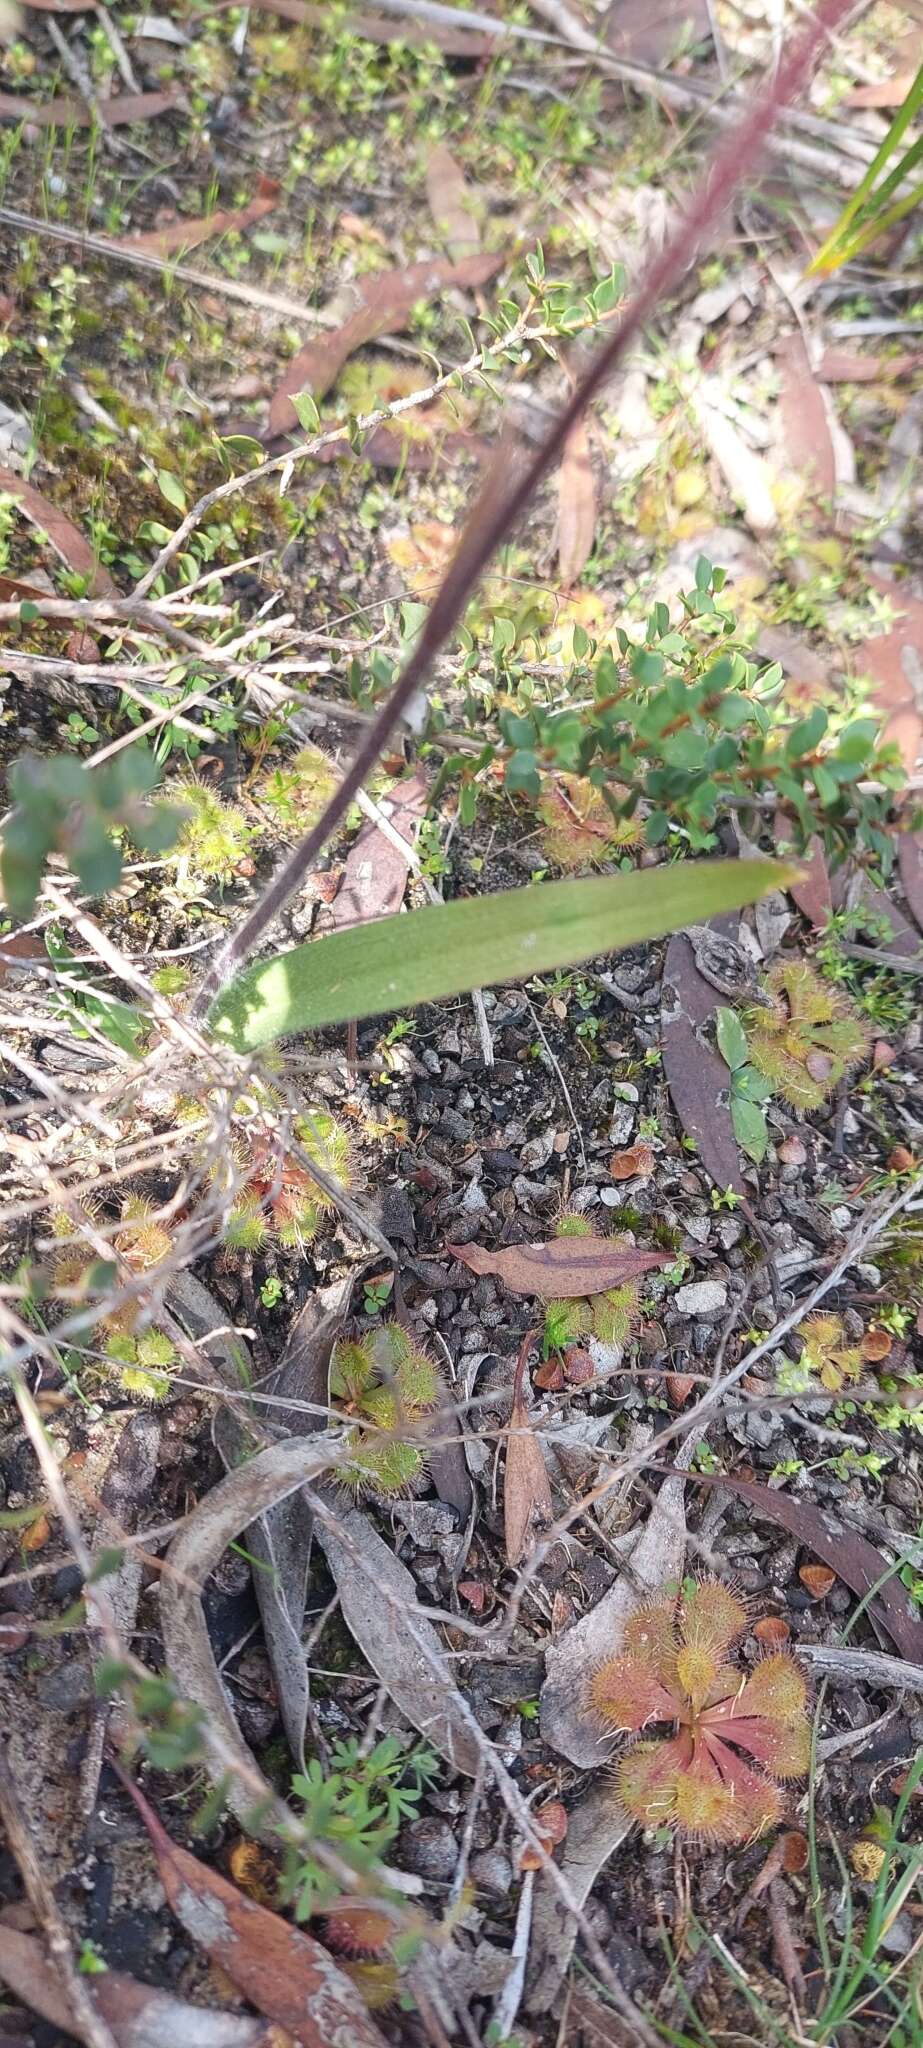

{"left": 209, "top": 859, "right": 797, "bottom": 1052}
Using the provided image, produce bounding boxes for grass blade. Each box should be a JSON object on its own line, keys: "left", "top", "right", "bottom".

{"left": 208, "top": 857, "right": 796, "bottom": 1052}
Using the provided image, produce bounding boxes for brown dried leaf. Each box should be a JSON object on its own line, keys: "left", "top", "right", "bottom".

{"left": 857, "top": 576, "right": 923, "bottom": 772}
{"left": 424, "top": 142, "right": 481, "bottom": 261}
{"left": 689, "top": 1471, "right": 923, "bottom": 1661}
{"left": 557, "top": 417, "right": 596, "bottom": 589}
{"left": 0, "top": 87, "right": 180, "bottom": 125}
{"left": 847, "top": 74, "right": 917, "bottom": 106}
{"left": 117, "top": 1773, "right": 389, "bottom": 2048}
{"left": 776, "top": 330, "right": 836, "bottom": 507}
{"left": 246, "top": 0, "right": 490, "bottom": 54}
{"left": 817, "top": 348, "right": 920, "bottom": 383}
{"left": 773, "top": 814, "right": 832, "bottom": 928}
{"left": 889, "top": 1145, "right": 917, "bottom": 1173}
{"left": 448, "top": 1235, "right": 669, "bottom": 1300}
{"left": 0, "top": 1925, "right": 279, "bottom": 2048}
{"left": 323, "top": 771, "right": 428, "bottom": 933}
{"left": 0, "top": 465, "right": 117, "bottom": 596}
{"left": 861, "top": 1327, "right": 892, "bottom": 1361}
{"left": 898, "top": 832, "right": 923, "bottom": 937}
{"left": 662, "top": 924, "right": 745, "bottom": 1195}
{"left": 119, "top": 174, "right": 280, "bottom": 256}
{"left": 519, "top": 1798, "right": 568, "bottom": 1870}
{"left": 504, "top": 1335, "right": 554, "bottom": 1567}
{"left": 267, "top": 250, "right": 504, "bottom": 436}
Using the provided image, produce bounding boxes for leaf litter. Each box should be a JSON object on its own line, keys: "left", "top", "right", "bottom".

{"left": 448, "top": 1235, "right": 670, "bottom": 1298}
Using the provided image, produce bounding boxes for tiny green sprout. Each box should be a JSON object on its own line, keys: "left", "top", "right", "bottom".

{"left": 516, "top": 1697, "right": 540, "bottom": 1720}
{"left": 588, "top": 1579, "right": 809, "bottom": 1842}
{"left": 710, "top": 1187, "right": 741, "bottom": 1212}
{"left": 363, "top": 1274, "right": 394, "bottom": 1318}
{"left": 63, "top": 710, "right": 99, "bottom": 746}
{"left": 260, "top": 1275, "right": 284, "bottom": 1309}
{"left": 77, "top": 1941, "right": 108, "bottom": 1975}
{"left": 643, "top": 1048, "right": 663, "bottom": 1069}
{"left": 330, "top": 1323, "right": 443, "bottom": 1497}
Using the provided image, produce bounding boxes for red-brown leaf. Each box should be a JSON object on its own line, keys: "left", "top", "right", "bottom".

{"left": 776, "top": 330, "right": 836, "bottom": 507}
{"left": 267, "top": 250, "right": 505, "bottom": 436}
{"left": 609, "top": 1142, "right": 655, "bottom": 1182}
{"left": 116, "top": 1772, "right": 389, "bottom": 2048}
{"left": 857, "top": 575, "right": 923, "bottom": 773}
{"left": 0, "top": 1925, "right": 279, "bottom": 2048}
{"left": 662, "top": 924, "right": 745, "bottom": 1195}
{"left": 0, "top": 465, "right": 117, "bottom": 596}
{"left": 322, "top": 770, "right": 428, "bottom": 933}
{"left": 817, "top": 348, "right": 920, "bottom": 383}
{"left": 687, "top": 1471, "right": 923, "bottom": 1661}
{"left": 799, "top": 1562, "right": 836, "bottom": 1598}
{"left": 847, "top": 74, "right": 917, "bottom": 107}
{"left": 504, "top": 1333, "right": 554, "bottom": 1566}
{"left": 119, "top": 175, "right": 280, "bottom": 257}
{"left": 448, "top": 1236, "right": 670, "bottom": 1300}
{"left": 773, "top": 813, "right": 832, "bottom": 928}
{"left": 0, "top": 88, "right": 180, "bottom": 125}
{"left": 899, "top": 832, "right": 923, "bottom": 938}
{"left": 425, "top": 143, "right": 481, "bottom": 261}
{"left": 557, "top": 417, "right": 596, "bottom": 589}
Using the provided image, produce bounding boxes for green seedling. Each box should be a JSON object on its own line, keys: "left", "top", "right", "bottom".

{"left": 715, "top": 1006, "right": 772, "bottom": 1162}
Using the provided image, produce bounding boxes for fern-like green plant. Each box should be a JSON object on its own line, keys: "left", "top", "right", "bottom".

{"left": 744, "top": 960, "right": 868, "bottom": 1112}
{"left": 330, "top": 1322, "right": 443, "bottom": 1496}
{"left": 543, "top": 1210, "right": 643, "bottom": 1356}
{"left": 589, "top": 1579, "right": 810, "bottom": 1842}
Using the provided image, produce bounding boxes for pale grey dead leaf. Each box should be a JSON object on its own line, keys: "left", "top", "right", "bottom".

{"left": 691, "top": 388, "right": 777, "bottom": 533}
{"left": 212, "top": 1277, "right": 353, "bottom": 1774}
{"left": 81, "top": 1412, "right": 161, "bottom": 1818}
{"left": 160, "top": 1433, "right": 339, "bottom": 1839}
{"left": 539, "top": 1452, "right": 690, "bottom": 1766}
{"left": 524, "top": 1793, "right": 632, "bottom": 2013}
{"left": 424, "top": 141, "right": 481, "bottom": 261}
{"left": 315, "top": 1507, "right": 480, "bottom": 1774}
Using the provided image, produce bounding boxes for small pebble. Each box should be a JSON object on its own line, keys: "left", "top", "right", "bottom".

{"left": 675, "top": 1280, "right": 728, "bottom": 1316}
{"left": 398, "top": 1817, "right": 459, "bottom": 1883}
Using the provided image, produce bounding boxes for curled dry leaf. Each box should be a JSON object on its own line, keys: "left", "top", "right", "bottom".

{"left": 119, "top": 174, "right": 280, "bottom": 256}
{"left": 504, "top": 1332, "right": 554, "bottom": 1568}
{"left": 116, "top": 1771, "right": 389, "bottom": 2048}
{"left": 519, "top": 1799, "right": 568, "bottom": 1871}
{"left": 0, "top": 1926, "right": 280, "bottom": 2048}
{"left": 448, "top": 1235, "right": 669, "bottom": 1300}
{"left": 862, "top": 1328, "right": 892, "bottom": 1362}
{"left": 557, "top": 417, "right": 596, "bottom": 589}
{"left": 267, "top": 250, "right": 504, "bottom": 436}
{"left": 0, "top": 463, "right": 117, "bottom": 596}
{"left": 753, "top": 1615, "right": 791, "bottom": 1647}
{"left": 315, "top": 1506, "right": 480, "bottom": 1774}
{"left": 609, "top": 1142, "right": 654, "bottom": 1181}
{"left": 799, "top": 1562, "right": 836, "bottom": 1598}
{"left": 889, "top": 1145, "right": 917, "bottom": 1173}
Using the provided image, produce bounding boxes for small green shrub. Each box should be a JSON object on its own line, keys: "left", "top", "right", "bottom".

{"left": 282, "top": 1734, "right": 439, "bottom": 1921}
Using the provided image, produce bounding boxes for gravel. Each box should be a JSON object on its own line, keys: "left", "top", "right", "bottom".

{"left": 675, "top": 1279, "right": 729, "bottom": 1316}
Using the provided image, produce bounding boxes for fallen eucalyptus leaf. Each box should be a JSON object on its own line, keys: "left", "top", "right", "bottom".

{"left": 540, "top": 1446, "right": 691, "bottom": 1766}
{"left": 117, "top": 1771, "right": 389, "bottom": 2048}
{"left": 504, "top": 1336, "right": 554, "bottom": 1566}
{"left": 0, "top": 1926, "right": 278, "bottom": 2048}
{"left": 524, "top": 1793, "right": 632, "bottom": 2013}
{"left": 315, "top": 1506, "right": 480, "bottom": 1775}
{"left": 662, "top": 922, "right": 746, "bottom": 1195}
{"left": 208, "top": 860, "right": 798, "bottom": 1052}
{"left": 449, "top": 1235, "right": 669, "bottom": 1301}
{"left": 160, "top": 1433, "right": 339, "bottom": 1838}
